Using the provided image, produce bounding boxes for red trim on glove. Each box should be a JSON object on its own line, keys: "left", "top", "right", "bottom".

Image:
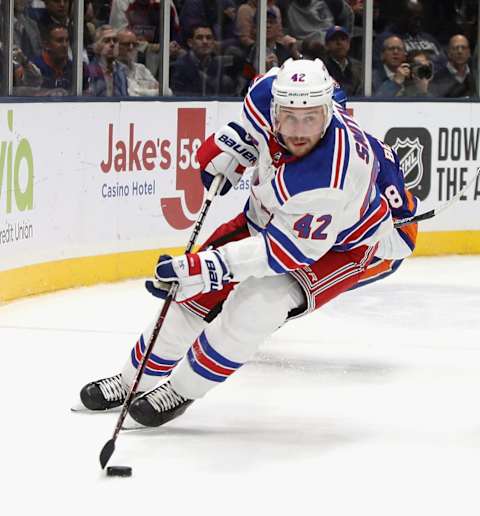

{"left": 186, "top": 253, "right": 202, "bottom": 275}
{"left": 196, "top": 134, "right": 222, "bottom": 170}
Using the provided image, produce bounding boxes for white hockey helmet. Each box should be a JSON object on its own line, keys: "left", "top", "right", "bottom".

{"left": 271, "top": 58, "right": 334, "bottom": 138}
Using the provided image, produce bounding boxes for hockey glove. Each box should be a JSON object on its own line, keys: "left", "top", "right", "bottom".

{"left": 197, "top": 122, "right": 258, "bottom": 196}
{"left": 145, "top": 249, "right": 233, "bottom": 302}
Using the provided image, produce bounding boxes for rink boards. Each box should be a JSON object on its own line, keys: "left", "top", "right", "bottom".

{"left": 0, "top": 100, "right": 479, "bottom": 301}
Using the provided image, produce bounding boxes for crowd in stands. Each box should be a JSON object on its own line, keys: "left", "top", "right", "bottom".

{"left": 2, "top": 0, "right": 479, "bottom": 98}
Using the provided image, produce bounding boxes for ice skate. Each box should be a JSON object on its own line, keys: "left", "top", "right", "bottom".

{"left": 128, "top": 381, "right": 193, "bottom": 427}
{"left": 76, "top": 374, "right": 129, "bottom": 411}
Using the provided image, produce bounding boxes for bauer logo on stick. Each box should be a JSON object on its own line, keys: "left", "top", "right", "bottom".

{"left": 385, "top": 127, "right": 432, "bottom": 201}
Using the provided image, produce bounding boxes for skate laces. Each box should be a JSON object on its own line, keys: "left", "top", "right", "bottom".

{"left": 97, "top": 374, "right": 128, "bottom": 402}
{"left": 145, "top": 382, "right": 186, "bottom": 413}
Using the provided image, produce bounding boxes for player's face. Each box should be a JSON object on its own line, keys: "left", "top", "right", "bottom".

{"left": 276, "top": 105, "right": 327, "bottom": 157}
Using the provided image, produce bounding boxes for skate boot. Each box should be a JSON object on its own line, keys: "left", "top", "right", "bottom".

{"left": 80, "top": 374, "right": 129, "bottom": 411}
{"left": 129, "top": 381, "right": 193, "bottom": 427}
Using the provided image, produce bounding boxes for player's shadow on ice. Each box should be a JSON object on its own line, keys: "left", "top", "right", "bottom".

{"left": 124, "top": 419, "right": 368, "bottom": 470}
{"left": 252, "top": 352, "right": 399, "bottom": 382}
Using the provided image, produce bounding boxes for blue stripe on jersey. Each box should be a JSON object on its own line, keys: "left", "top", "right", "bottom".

{"left": 333, "top": 190, "right": 390, "bottom": 251}
{"left": 271, "top": 176, "right": 285, "bottom": 205}
{"left": 261, "top": 232, "right": 287, "bottom": 274}
{"left": 243, "top": 200, "right": 263, "bottom": 233}
{"left": 265, "top": 222, "right": 315, "bottom": 266}
{"left": 243, "top": 106, "right": 269, "bottom": 145}
{"left": 247, "top": 74, "right": 275, "bottom": 126}
{"left": 279, "top": 118, "right": 351, "bottom": 197}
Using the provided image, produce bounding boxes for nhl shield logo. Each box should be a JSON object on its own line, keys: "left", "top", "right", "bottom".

{"left": 391, "top": 137, "right": 424, "bottom": 190}
{"left": 385, "top": 128, "right": 432, "bottom": 201}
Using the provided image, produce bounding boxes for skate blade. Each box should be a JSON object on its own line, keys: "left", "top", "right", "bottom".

{"left": 121, "top": 414, "right": 148, "bottom": 431}
{"left": 70, "top": 401, "right": 121, "bottom": 413}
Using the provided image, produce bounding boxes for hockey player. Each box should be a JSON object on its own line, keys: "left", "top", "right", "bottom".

{"left": 79, "top": 59, "right": 398, "bottom": 427}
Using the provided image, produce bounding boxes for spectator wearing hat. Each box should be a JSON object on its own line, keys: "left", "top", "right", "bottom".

{"left": 324, "top": 25, "right": 361, "bottom": 96}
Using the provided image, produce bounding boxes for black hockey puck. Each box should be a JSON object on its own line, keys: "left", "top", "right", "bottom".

{"left": 106, "top": 466, "right": 132, "bottom": 477}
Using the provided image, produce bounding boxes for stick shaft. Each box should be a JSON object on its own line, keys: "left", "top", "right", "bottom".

{"left": 101, "top": 175, "right": 223, "bottom": 464}
{"left": 394, "top": 168, "right": 480, "bottom": 229}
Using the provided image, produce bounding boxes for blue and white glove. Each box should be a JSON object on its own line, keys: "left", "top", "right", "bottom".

{"left": 145, "top": 249, "right": 233, "bottom": 302}
{"left": 196, "top": 122, "right": 258, "bottom": 196}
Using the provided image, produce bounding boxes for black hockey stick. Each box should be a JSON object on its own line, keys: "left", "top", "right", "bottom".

{"left": 99, "top": 174, "right": 224, "bottom": 469}
{"left": 394, "top": 168, "right": 480, "bottom": 229}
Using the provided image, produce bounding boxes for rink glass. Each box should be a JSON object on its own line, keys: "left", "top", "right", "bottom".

{"left": 0, "top": 0, "right": 479, "bottom": 99}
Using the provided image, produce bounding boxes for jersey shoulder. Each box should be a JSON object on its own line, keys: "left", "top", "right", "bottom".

{"left": 242, "top": 69, "right": 277, "bottom": 143}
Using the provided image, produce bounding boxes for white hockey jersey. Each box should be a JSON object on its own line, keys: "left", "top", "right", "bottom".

{"left": 220, "top": 69, "right": 393, "bottom": 281}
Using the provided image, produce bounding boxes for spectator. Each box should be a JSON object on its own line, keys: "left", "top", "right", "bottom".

{"left": 12, "top": 46, "right": 43, "bottom": 94}
{"left": 83, "top": 1, "right": 97, "bottom": 60}
{"left": 14, "top": 0, "right": 43, "bottom": 60}
{"left": 32, "top": 24, "right": 78, "bottom": 92}
{"left": 374, "top": 0, "right": 446, "bottom": 69}
{"left": 373, "top": 35, "right": 409, "bottom": 97}
{"left": 400, "top": 50, "right": 434, "bottom": 97}
{"left": 300, "top": 34, "right": 327, "bottom": 60}
{"left": 346, "top": 0, "right": 381, "bottom": 60}
{"left": 117, "top": 28, "right": 160, "bottom": 96}
{"left": 113, "top": 0, "right": 183, "bottom": 77}
{"left": 286, "top": 0, "right": 353, "bottom": 44}
{"left": 170, "top": 24, "right": 234, "bottom": 96}
{"left": 125, "top": 0, "right": 180, "bottom": 43}
{"left": 324, "top": 25, "right": 361, "bottom": 96}
{"left": 213, "top": 0, "right": 238, "bottom": 48}
{"left": 236, "top": 0, "right": 282, "bottom": 52}
{"left": 35, "top": 0, "right": 70, "bottom": 35}
{"left": 431, "top": 34, "right": 476, "bottom": 98}
{"left": 179, "top": 0, "right": 220, "bottom": 45}
{"left": 236, "top": 7, "right": 300, "bottom": 96}
{"left": 87, "top": 25, "right": 129, "bottom": 96}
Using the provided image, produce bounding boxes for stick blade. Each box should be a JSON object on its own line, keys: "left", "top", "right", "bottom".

{"left": 99, "top": 438, "right": 115, "bottom": 469}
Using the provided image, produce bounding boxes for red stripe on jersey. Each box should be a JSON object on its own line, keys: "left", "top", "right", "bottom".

{"left": 192, "top": 339, "right": 236, "bottom": 376}
{"left": 267, "top": 234, "right": 303, "bottom": 270}
{"left": 245, "top": 94, "right": 267, "bottom": 130}
{"left": 276, "top": 165, "right": 289, "bottom": 202}
{"left": 345, "top": 196, "right": 389, "bottom": 244}
{"left": 333, "top": 128, "right": 344, "bottom": 188}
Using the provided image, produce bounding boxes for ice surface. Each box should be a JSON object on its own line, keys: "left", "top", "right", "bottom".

{"left": 1, "top": 256, "right": 480, "bottom": 516}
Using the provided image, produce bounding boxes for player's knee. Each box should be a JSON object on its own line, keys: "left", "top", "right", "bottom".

{"left": 224, "top": 275, "right": 299, "bottom": 334}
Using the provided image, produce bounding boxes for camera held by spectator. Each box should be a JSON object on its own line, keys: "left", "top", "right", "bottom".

{"left": 402, "top": 50, "right": 435, "bottom": 97}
